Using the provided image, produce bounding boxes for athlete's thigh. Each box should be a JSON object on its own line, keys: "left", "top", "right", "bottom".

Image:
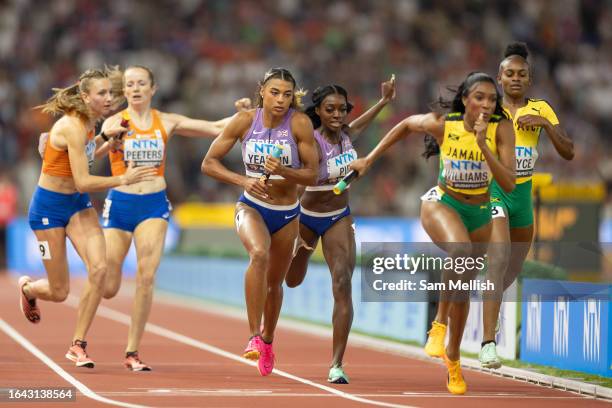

{"left": 321, "top": 215, "right": 356, "bottom": 272}
{"left": 103, "top": 227, "right": 133, "bottom": 282}
{"left": 33, "top": 227, "right": 69, "bottom": 288}
{"left": 267, "top": 218, "right": 299, "bottom": 282}
{"left": 286, "top": 222, "right": 319, "bottom": 286}
{"left": 299, "top": 221, "right": 320, "bottom": 250}
{"left": 133, "top": 218, "right": 168, "bottom": 270}
{"left": 485, "top": 217, "right": 511, "bottom": 278}
{"left": 420, "top": 201, "right": 471, "bottom": 244}
{"left": 462, "top": 221, "right": 492, "bottom": 280}
{"left": 468, "top": 220, "right": 492, "bottom": 247}
{"left": 508, "top": 224, "right": 534, "bottom": 263}
{"left": 235, "top": 202, "right": 271, "bottom": 253}
{"left": 66, "top": 208, "right": 106, "bottom": 268}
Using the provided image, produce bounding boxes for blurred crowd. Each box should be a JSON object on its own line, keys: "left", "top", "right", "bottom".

{"left": 0, "top": 0, "right": 610, "bottom": 221}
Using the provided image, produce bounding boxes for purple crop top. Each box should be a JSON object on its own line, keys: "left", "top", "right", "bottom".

{"left": 241, "top": 108, "right": 301, "bottom": 180}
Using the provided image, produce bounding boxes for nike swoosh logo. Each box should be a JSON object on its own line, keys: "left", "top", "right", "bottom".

{"left": 326, "top": 151, "right": 334, "bottom": 157}
{"left": 531, "top": 107, "right": 541, "bottom": 114}
{"left": 284, "top": 213, "right": 297, "bottom": 220}
{"left": 253, "top": 130, "right": 266, "bottom": 134}
{"left": 331, "top": 215, "right": 341, "bottom": 220}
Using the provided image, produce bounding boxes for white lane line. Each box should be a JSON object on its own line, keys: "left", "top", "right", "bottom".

{"left": 0, "top": 318, "right": 152, "bottom": 408}
{"left": 98, "top": 390, "right": 593, "bottom": 399}
{"left": 83, "top": 299, "right": 419, "bottom": 408}
{"left": 148, "top": 291, "right": 610, "bottom": 401}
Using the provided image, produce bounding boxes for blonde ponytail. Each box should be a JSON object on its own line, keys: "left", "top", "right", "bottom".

{"left": 36, "top": 69, "right": 108, "bottom": 121}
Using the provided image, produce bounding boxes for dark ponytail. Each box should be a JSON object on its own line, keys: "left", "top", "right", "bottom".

{"left": 422, "top": 135, "right": 440, "bottom": 159}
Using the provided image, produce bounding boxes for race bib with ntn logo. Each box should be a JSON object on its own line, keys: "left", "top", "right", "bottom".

{"left": 123, "top": 132, "right": 165, "bottom": 167}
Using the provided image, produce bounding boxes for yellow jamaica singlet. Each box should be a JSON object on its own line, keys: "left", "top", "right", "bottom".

{"left": 438, "top": 112, "right": 500, "bottom": 195}
{"left": 504, "top": 99, "right": 559, "bottom": 184}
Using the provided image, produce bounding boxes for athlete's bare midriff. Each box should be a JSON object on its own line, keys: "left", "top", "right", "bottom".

{"left": 300, "top": 189, "right": 349, "bottom": 213}
{"left": 114, "top": 175, "right": 166, "bottom": 194}
{"left": 250, "top": 177, "right": 298, "bottom": 205}
{"left": 38, "top": 173, "right": 79, "bottom": 194}
{"left": 439, "top": 183, "right": 490, "bottom": 205}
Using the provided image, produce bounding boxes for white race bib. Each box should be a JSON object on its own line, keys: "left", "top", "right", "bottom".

{"left": 492, "top": 205, "right": 505, "bottom": 218}
{"left": 441, "top": 159, "right": 490, "bottom": 190}
{"left": 85, "top": 140, "right": 96, "bottom": 169}
{"left": 123, "top": 138, "right": 165, "bottom": 167}
{"left": 515, "top": 146, "right": 539, "bottom": 178}
{"left": 326, "top": 148, "right": 357, "bottom": 182}
{"left": 243, "top": 140, "right": 293, "bottom": 178}
{"left": 420, "top": 186, "right": 443, "bottom": 202}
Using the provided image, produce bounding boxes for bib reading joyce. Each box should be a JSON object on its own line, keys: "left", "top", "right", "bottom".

{"left": 516, "top": 145, "right": 539, "bottom": 178}
{"left": 123, "top": 137, "right": 165, "bottom": 167}
{"left": 243, "top": 140, "right": 294, "bottom": 179}
{"left": 326, "top": 148, "right": 357, "bottom": 183}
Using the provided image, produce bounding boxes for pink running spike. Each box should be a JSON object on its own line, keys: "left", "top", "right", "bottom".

{"left": 258, "top": 341, "right": 275, "bottom": 376}
{"left": 65, "top": 340, "right": 94, "bottom": 368}
{"left": 18, "top": 276, "right": 40, "bottom": 324}
{"left": 243, "top": 335, "right": 263, "bottom": 360}
{"left": 124, "top": 353, "right": 152, "bottom": 371}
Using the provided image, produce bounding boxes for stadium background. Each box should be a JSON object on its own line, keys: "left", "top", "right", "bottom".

{"left": 0, "top": 0, "right": 611, "bottom": 382}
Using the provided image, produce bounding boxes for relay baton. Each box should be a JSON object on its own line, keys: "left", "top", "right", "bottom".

{"left": 260, "top": 144, "right": 284, "bottom": 183}
{"left": 333, "top": 170, "right": 359, "bottom": 195}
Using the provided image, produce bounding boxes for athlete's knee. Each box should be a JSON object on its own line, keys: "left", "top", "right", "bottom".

{"left": 285, "top": 266, "right": 305, "bottom": 288}
{"left": 447, "top": 242, "right": 472, "bottom": 259}
{"left": 502, "top": 262, "right": 522, "bottom": 289}
{"left": 88, "top": 261, "right": 107, "bottom": 289}
{"left": 486, "top": 252, "right": 510, "bottom": 283}
{"left": 102, "top": 264, "right": 121, "bottom": 299}
{"left": 267, "top": 281, "right": 284, "bottom": 295}
{"left": 249, "top": 247, "right": 269, "bottom": 269}
{"left": 332, "top": 271, "right": 352, "bottom": 299}
{"left": 285, "top": 275, "right": 302, "bottom": 288}
{"left": 103, "top": 280, "right": 121, "bottom": 299}
{"left": 136, "top": 270, "right": 156, "bottom": 290}
{"left": 49, "top": 284, "right": 69, "bottom": 302}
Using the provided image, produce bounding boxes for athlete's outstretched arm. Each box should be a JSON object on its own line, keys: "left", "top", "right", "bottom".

{"left": 350, "top": 112, "right": 444, "bottom": 176}
{"left": 164, "top": 112, "right": 231, "bottom": 138}
{"left": 262, "top": 112, "right": 318, "bottom": 186}
{"left": 484, "top": 117, "right": 516, "bottom": 192}
{"left": 165, "top": 98, "right": 253, "bottom": 139}
{"left": 347, "top": 75, "right": 396, "bottom": 139}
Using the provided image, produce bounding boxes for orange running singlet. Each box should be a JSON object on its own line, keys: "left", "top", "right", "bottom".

{"left": 42, "top": 129, "right": 95, "bottom": 178}
{"left": 109, "top": 110, "right": 168, "bottom": 176}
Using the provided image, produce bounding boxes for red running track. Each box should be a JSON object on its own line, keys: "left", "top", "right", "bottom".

{"left": 0, "top": 272, "right": 607, "bottom": 407}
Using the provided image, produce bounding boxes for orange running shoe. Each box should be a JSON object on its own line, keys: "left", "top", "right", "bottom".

{"left": 65, "top": 340, "right": 94, "bottom": 368}
{"left": 243, "top": 335, "right": 263, "bottom": 360}
{"left": 124, "top": 352, "right": 151, "bottom": 371}
{"left": 18, "top": 276, "right": 40, "bottom": 324}
{"left": 444, "top": 355, "right": 467, "bottom": 395}
{"left": 424, "top": 321, "right": 447, "bottom": 358}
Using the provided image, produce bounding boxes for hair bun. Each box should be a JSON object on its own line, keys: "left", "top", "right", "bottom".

{"left": 504, "top": 42, "right": 529, "bottom": 59}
